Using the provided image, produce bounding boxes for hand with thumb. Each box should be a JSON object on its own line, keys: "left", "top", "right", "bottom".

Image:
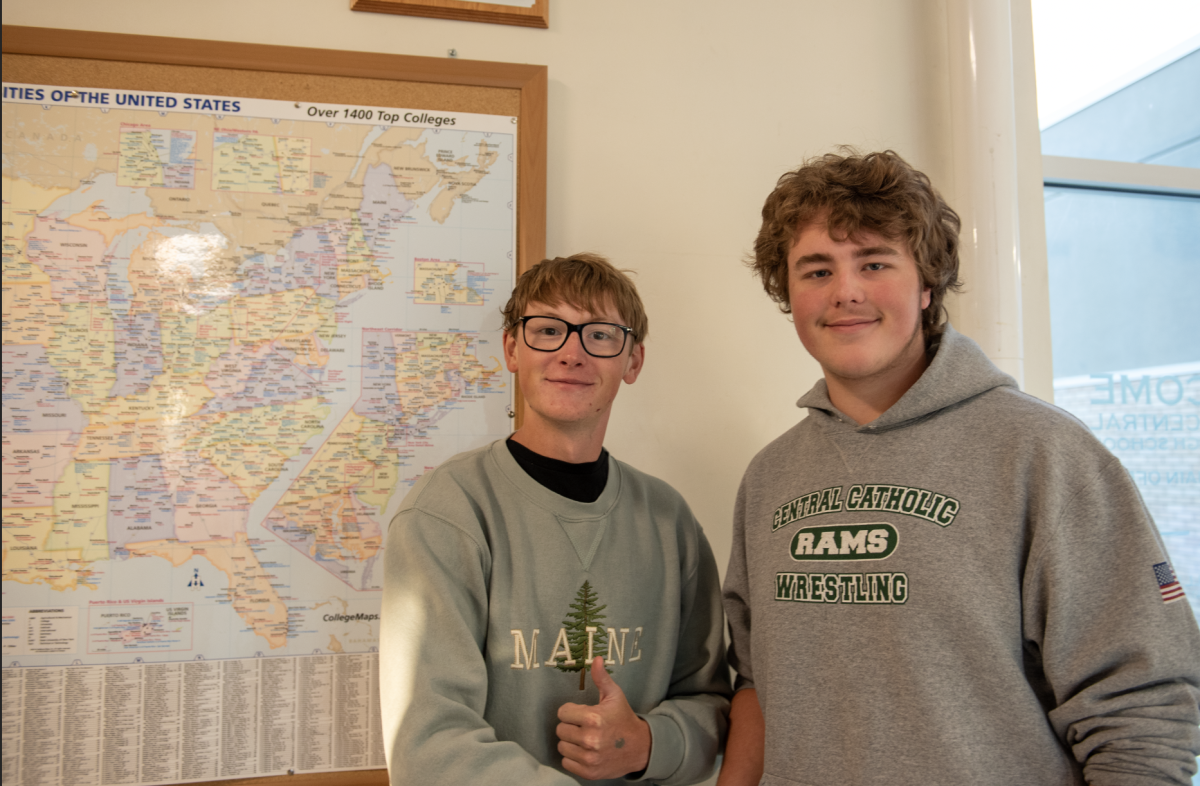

{"left": 555, "top": 657, "right": 651, "bottom": 779}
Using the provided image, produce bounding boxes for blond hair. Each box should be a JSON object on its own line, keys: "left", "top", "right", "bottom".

{"left": 502, "top": 253, "right": 648, "bottom": 343}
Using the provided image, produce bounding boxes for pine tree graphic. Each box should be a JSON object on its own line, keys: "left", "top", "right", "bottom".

{"left": 557, "top": 580, "right": 612, "bottom": 690}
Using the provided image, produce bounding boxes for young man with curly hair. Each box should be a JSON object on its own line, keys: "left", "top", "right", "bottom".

{"left": 719, "top": 151, "right": 1200, "bottom": 786}
{"left": 381, "top": 253, "right": 730, "bottom": 785}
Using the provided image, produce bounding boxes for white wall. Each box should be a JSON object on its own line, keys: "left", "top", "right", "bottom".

{"left": 2, "top": 0, "right": 984, "bottom": 578}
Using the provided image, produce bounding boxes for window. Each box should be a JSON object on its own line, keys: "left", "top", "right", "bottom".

{"left": 1034, "top": 4, "right": 1200, "bottom": 624}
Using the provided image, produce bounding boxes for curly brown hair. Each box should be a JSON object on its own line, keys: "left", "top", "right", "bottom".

{"left": 751, "top": 149, "right": 963, "bottom": 340}
{"left": 501, "top": 253, "right": 648, "bottom": 344}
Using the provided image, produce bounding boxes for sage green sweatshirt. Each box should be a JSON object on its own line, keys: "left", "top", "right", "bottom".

{"left": 381, "top": 440, "right": 731, "bottom": 785}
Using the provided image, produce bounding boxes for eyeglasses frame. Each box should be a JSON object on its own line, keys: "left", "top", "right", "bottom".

{"left": 517, "top": 315, "right": 636, "bottom": 359}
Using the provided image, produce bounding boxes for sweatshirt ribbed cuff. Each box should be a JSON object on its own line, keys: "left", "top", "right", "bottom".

{"left": 630, "top": 712, "right": 683, "bottom": 782}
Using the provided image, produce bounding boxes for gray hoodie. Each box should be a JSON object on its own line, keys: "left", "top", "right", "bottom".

{"left": 724, "top": 325, "right": 1200, "bottom": 786}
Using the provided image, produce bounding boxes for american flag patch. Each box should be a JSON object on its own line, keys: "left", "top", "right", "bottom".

{"left": 1153, "top": 562, "right": 1185, "bottom": 604}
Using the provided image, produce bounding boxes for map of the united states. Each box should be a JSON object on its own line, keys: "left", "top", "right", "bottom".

{"left": 2, "top": 91, "right": 513, "bottom": 657}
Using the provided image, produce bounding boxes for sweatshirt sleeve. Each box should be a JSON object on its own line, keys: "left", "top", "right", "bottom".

{"left": 380, "top": 508, "right": 577, "bottom": 786}
{"left": 1023, "top": 458, "right": 1200, "bottom": 786}
{"left": 634, "top": 523, "right": 733, "bottom": 786}
{"left": 722, "top": 479, "right": 756, "bottom": 694}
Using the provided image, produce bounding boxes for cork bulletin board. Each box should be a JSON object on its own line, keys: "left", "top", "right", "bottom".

{"left": 2, "top": 25, "right": 545, "bottom": 786}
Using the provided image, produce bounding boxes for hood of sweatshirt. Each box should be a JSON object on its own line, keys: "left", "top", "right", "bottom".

{"left": 796, "top": 324, "right": 1018, "bottom": 434}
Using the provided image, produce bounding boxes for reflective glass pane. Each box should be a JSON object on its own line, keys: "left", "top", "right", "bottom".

{"left": 1041, "top": 48, "right": 1200, "bottom": 166}
{"left": 1046, "top": 187, "right": 1200, "bottom": 617}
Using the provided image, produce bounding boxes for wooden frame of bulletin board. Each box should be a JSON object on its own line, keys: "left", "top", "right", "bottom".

{"left": 2, "top": 24, "right": 545, "bottom": 786}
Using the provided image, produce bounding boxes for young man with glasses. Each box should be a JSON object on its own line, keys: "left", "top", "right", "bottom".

{"left": 381, "top": 253, "right": 731, "bottom": 785}
{"left": 719, "top": 151, "right": 1200, "bottom": 786}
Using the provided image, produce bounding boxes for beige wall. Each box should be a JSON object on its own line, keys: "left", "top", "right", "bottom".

{"left": 2, "top": 0, "right": 1007, "bottom": 579}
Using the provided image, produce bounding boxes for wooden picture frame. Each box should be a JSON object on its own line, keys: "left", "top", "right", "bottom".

{"left": 2, "top": 24, "right": 545, "bottom": 786}
{"left": 351, "top": 0, "right": 549, "bottom": 29}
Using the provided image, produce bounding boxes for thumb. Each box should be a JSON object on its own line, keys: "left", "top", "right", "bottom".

{"left": 591, "top": 656, "right": 621, "bottom": 700}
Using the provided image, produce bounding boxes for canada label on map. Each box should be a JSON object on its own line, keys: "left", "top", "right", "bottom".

{"left": 2, "top": 83, "right": 516, "bottom": 665}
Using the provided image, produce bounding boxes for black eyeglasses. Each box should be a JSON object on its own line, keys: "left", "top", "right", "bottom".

{"left": 518, "top": 316, "right": 635, "bottom": 358}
